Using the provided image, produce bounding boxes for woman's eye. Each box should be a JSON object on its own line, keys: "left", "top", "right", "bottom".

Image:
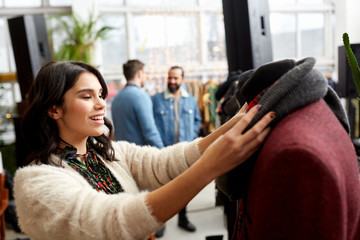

{"left": 99, "top": 95, "right": 105, "bottom": 99}
{"left": 82, "top": 95, "right": 91, "bottom": 99}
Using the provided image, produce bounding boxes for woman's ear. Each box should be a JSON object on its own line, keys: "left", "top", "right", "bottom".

{"left": 48, "top": 106, "right": 61, "bottom": 120}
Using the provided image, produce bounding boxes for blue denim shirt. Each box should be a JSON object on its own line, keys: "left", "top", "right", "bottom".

{"left": 111, "top": 84, "right": 164, "bottom": 149}
{"left": 152, "top": 87, "right": 202, "bottom": 146}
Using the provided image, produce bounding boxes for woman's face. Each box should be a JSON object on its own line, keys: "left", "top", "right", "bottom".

{"left": 51, "top": 72, "right": 106, "bottom": 143}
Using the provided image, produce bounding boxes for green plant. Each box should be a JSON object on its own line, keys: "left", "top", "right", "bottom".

{"left": 343, "top": 33, "right": 360, "bottom": 98}
{"left": 50, "top": 13, "right": 114, "bottom": 64}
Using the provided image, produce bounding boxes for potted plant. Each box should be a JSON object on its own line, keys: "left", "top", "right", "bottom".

{"left": 343, "top": 32, "right": 360, "bottom": 98}
{"left": 49, "top": 13, "right": 114, "bottom": 65}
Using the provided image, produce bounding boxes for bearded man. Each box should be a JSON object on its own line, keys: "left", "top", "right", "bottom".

{"left": 151, "top": 66, "right": 202, "bottom": 236}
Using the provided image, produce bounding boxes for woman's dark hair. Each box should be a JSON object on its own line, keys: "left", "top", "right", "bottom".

{"left": 22, "top": 61, "right": 116, "bottom": 166}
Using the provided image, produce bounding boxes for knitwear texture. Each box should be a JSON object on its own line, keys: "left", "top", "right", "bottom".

{"left": 217, "top": 57, "right": 350, "bottom": 200}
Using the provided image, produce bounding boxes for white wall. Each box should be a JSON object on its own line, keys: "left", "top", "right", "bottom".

{"left": 333, "top": 0, "right": 360, "bottom": 81}
{"left": 335, "top": 0, "right": 360, "bottom": 46}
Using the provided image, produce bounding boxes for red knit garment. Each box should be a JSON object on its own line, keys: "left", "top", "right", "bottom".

{"left": 235, "top": 99, "right": 360, "bottom": 240}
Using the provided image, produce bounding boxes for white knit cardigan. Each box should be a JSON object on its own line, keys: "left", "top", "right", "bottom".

{"left": 14, "top": 139, "right": 202, "bottom": 240}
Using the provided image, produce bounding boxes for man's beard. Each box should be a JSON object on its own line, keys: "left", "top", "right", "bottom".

{"left": 167, "top": 83, "right": 180, "bottom": 93}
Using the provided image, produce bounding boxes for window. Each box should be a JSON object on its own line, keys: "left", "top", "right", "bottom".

{"left": 298, "top": 0, "right": 324, "bottom": 4}
{"left": 133, "top": 15, "right": 167, "bottom": 65}
{"left": 97, "top": 0, "right": 124, "bottom": 6}
{"left": 199, "top": 0, "right": 222, "bottom": 7}
{"left": 0, "top": 18, "right": 9, "bottom": 73}
{"left": 133, "top": 14, "right": 199, "bottom": 67}
{"left": 4, "top": 0, "right": 41, "bottom": 7}
{"left": 48, "top": 14, "right": 72, "bottom": 58}
{"left": 0, "top": 1, "right": 71, "bottom": 115}
{"left": 204, "top": 13, "right": 227, "bottom": 62}
{"left": 0, "top": 3, "right": 72, "bottom": 73}
{"left": 127, "top": 0, "right": 196, "bottom": 6}
{"left": 299, "top": 13, "right": 325, "bottom": 58}
{"left": 49, "top": 0, "right": 72, "bottom": 6}
{"left": 269, "top": 0, "right": 334, "bottom": 70}
{"left": 0, "top": 0, "right": 335, "bottom": 89}
{"left": 99, "top": 0, "right": 227, "bottom": 85}
{"left": 100, "top": 14, "right": 127, "bottom": 68}
{"left": 269, "top": 0, "right": 296, "bottom": 4}
{"left": 270, "top": 13, "right": 297, "bottom": 59}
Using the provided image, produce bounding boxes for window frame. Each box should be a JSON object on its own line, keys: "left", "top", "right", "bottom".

{"left": 98, "top": 3, "right": 228, "bottom": 82}
{"left": 0, "top": 0, "right": 336, "bottom": 78}
{"left": 269, "top": 0, "right": 335, "bottom": 70}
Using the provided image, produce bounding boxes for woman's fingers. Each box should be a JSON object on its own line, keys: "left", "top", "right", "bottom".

{"left": 200, "top": 105, "right": 275, "bottom": 177}
{"left": 243, "top": 111, "right": 275, "bottom": 140}
{"left": 231, "top": 104, "right": 262, "bottom": 134}
{"left": 238, "top": 103, "right": 249, "bottom": 114}
{"left": 228, "top": 110, "right": 274, "bottom": 158}
{"left": 241, "top": 127, "right": 272, "bottom": 155}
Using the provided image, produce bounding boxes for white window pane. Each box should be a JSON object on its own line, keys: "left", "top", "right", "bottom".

{"left": 49, "top": 0, "right": 72, "bottom": 6}
{"left": 298, "top": 0, "right": 324, "bottom": 4}
{"left": 128, "top": 0, "right": 196, "bottom": 6}
{"left": 0, "top": 19, "right": 14, "bottom": 73}
{"left": 9, "top": 40, "right": 15, "bottom": 72}
{"left": 47, "top": 15, "right": 72, "bottom": 56}
{"left": 200, "top": 0, "right": 222, "bottom": 7}
{"left": 205, "top": 14, "right": 226, "bottom": 62}
{"left": 270, "top": 13, "right": 296, "bottom": 59}
{"left": 0, "top": 19, "right": 9, "bottom": 72}
{"left": 299, "top": 13, "right": 324, "bottom": 57}
{"left": 100, "top": 15, "right": 127, "bottom": 67}
{"left": 0, "top": 83, "right": 17, "bottom": 105}
{"left": 128, "top": 0, "right": 162, "bottom": 5}
{"left": 269, "top": 0, "right": 296, "bottom": 5}
{"left": 167, "top": 0, "right": 196, "bottom": 5}
{"left": 134, "top": 14, "right": 199, "bottom": 67}
{"left": 4, "top": 0, "right": 41, "bottom": 7}
{"left": 166, "top": 15, "right": 199, "bottom": 64}
{"left": 134, "top": 15, "right": 166, "bottom": 65}
{"left": 98, "top": 0, "right": 124, "bottom": 6}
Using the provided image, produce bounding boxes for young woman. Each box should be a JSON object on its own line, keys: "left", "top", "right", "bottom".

{"left": 14, "top": 61, "right": 274, "bottom": 240}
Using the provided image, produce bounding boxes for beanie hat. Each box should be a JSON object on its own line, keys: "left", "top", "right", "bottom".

{"left": 241, "top": 59, "right": 296, "bottom": 102}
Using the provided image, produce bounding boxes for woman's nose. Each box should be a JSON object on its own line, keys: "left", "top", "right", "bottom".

{"left": 95, "top": 97, "right": 106, "bottom": 109}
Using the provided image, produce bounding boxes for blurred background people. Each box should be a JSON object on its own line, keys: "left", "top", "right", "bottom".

{"left": 152, "top": 66, "right": 202, "bottom": 235}
{"left": 111, "top": 59, "right": 164, "bottom": 149}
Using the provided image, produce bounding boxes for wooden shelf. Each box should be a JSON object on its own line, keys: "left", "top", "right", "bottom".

{"left": 0, "top": 73, "right": 17, "bottom": 83}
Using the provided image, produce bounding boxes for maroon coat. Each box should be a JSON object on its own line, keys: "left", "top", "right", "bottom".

{"left": 246, "top": 99, "right": 360, "bottom": 240}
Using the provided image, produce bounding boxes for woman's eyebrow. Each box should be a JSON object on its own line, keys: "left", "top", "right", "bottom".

{"left": 76, "top": 88, "right": 103, "bottom": 94}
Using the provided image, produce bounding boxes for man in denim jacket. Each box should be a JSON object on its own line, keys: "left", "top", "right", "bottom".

{"left": 152, "top": 66, "right": 202, "bottom": 234}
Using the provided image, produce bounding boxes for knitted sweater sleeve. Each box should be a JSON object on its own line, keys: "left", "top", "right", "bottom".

{"left": 112, "top": 138, "right": 202, "bottom": 190}
{"left": 14, "top": 164, "right": 161, "bottom": 240}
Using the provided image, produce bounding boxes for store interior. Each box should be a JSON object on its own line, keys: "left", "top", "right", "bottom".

{"left": 1, "top": 0, "right": 360, "bottom": 239}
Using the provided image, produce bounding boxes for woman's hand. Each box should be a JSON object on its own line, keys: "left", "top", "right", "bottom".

{"left": 238, "top": 102, "right": 249, "bottom": 114}
{"left": 147, "top": 104, "right": 274, "bottom": 223}
{"left": 196, "top": 105, "right": 274, "bottom": 179}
